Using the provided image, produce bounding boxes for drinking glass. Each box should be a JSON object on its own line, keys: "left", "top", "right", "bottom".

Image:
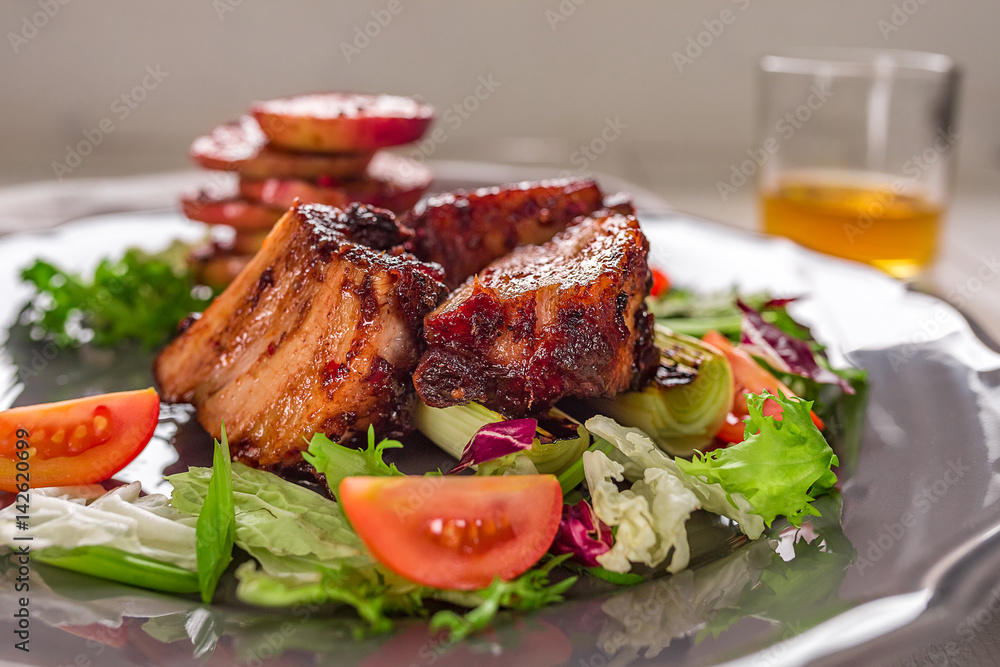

{"left": 756, "top": 48, "right": 960, "bottom": 280}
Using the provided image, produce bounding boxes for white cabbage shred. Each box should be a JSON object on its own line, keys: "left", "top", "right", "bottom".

{"left": 582, "top": 415, "right": 766, "bottom": 574}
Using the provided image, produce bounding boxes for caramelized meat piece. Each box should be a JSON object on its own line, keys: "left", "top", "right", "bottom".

{"left": 413, "top": 212, "right": 658, "bottom": 416}
{"left": 154, "top": 203, "right": 447, "bottom": 471}
{"left": 406, "top": 178, "right": 605, "bottom": 287}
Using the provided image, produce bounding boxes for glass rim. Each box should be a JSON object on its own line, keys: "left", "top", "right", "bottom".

{"left": 759, "top": 48, "right": 956, "bottom": 78}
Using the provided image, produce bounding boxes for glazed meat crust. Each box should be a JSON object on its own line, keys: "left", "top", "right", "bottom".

{"left": 413, "top": 212, "right": 658, "bottom": 416}
{"left": 154, "top": 203, "right": 447, "bottom": 471}
{"left": 405, "top": 178, "right": 605, "bottom": 287}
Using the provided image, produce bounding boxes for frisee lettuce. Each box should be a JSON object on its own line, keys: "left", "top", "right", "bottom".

{"left": 429, "top": 555, "right": 576, "bottom": 642}
{"left": 302, "top": 426, "right": 403, "bottom": 499}
{"left": 677, "top": 391, "right": 839, "bottom": 527}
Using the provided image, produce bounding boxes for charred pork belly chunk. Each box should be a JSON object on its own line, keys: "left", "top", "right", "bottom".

{"left": 154, "top": 202, "right": 447, "bottom": 472}
{"left": 413, "top": 212, "right": 658, "bottom": 416}
{"left": 405, "top": 178, "right": 605, "bottom": 287}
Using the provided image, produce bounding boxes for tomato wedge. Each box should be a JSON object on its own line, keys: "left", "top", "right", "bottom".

{"left": 650, "top": 268, "right": 671, "bottom": 297}
{"left": 703, "top": 330, "right": 824, "bottom": 443}
{"left": 0, "top": 389, "right": 160, "bottom": 492}
{"left": 339, "top": 475, "right": 562, "bottom": 590}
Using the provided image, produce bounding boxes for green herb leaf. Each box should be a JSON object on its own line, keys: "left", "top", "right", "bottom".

{"left": 195, "top": 425, "right": 236, "bottom": 603}
{"left": 19, "top": 242, "right": 215, "bottom": 349}
{"left": 677, "top": 391, "right": 838, "bottom": 527}
{"left": 302, "top": 425, "right": 403, "bottom": 499}
{"left": 429, "top": 555, "right": 576, "bottom": 643}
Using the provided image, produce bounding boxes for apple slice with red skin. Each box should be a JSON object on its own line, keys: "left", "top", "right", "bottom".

{"left": 251, "top": 92, "right": 434, "bottom": 153}
{"left": 188, "top": 243, "right": 254, "bottom": 289}
{"left": 229, "top": 227, "right": 271, "bottom": 255}
{"left": 190, "top": 116, "right": 375, "bottom": 179}
{"left": 181, "top": 193, "right": 286, "bottom": 231}
{"left": 239, "top": 153, "right": 431, "bottom": 214}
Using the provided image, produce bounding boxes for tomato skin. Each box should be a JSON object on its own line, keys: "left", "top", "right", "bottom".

{"left": 650, "top": 268, "right": 671, "bottom": 297}
{"left": 0, "top": 389, "right": 160, "bottom": 492}
{"left": 339, "top": 475, "right": 563, "bottom": 590}
{"left": 703, "top": 331, "right": 824, "bottom": 444}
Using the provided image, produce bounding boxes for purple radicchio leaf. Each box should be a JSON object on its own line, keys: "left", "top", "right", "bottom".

{"left": 736, "top": 299, "right": 854, "bottom": 394}
{"left": 551, "top": 500, "right": 613, "bottom": 567}
{"left": 446, "top": 418, "right": 537, "bottom": 474}
{"left": 762, "top": 297, "right": 798, "bottom": 309}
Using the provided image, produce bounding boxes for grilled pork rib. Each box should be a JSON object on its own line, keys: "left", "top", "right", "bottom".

{"left": 154, "top": 203, "right": 447, "bottom": 471}
{"left": 405, "top": 178, "right": 605, "bottom": 287}
{"left": 413, "top": 212, "right": 658, "bottom": 416}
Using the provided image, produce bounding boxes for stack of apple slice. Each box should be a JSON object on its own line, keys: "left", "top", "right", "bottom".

{"left": 180, "top": 93, "right": 435, "bottom": 286}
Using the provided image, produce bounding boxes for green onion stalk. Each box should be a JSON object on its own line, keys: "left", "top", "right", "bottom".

{"left": 413, "top": 402, "right": 591, "bottom": 476}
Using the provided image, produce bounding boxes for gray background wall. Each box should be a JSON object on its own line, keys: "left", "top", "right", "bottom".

{"left": 1, "top": 1, "right": 997, "bottom": 186}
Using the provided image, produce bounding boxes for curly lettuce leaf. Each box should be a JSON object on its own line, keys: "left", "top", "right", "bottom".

{"left": 302, "top": 426, "right": 403, "bottom": 499}
{"left": 585, "top": 415, "right": 765, "bottom": 540}
{"left": 677, "top": 391, "right": 838, "bottom": 527}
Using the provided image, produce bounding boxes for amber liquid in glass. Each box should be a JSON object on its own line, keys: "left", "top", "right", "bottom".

{"left": 761, "top": 176, "right": 943, "bottom": 280}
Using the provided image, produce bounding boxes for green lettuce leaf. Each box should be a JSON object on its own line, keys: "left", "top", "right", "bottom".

{"left": 169, "top": 460, "right": 365, "bottom": 568}
{"left": 302, "top": 426, "right": 404, "bottom": 499}
{"left": 194, "top": 427, "right": 236, "bottom": 603}
{"left": 676, "top": 391, "right": 838, "bottom": 527}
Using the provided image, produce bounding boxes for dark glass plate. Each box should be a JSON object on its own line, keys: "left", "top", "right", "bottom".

{"left": 1, "top": 199, "right": 998, "bottom": 666}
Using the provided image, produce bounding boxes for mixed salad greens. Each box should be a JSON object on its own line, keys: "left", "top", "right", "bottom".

{"left": 2, "top": 251, "right": 868, "bottom": 652}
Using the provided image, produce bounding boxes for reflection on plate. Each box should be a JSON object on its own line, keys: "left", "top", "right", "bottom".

{"left": 1, "top": 188, "right": 999, "bottom": 666}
